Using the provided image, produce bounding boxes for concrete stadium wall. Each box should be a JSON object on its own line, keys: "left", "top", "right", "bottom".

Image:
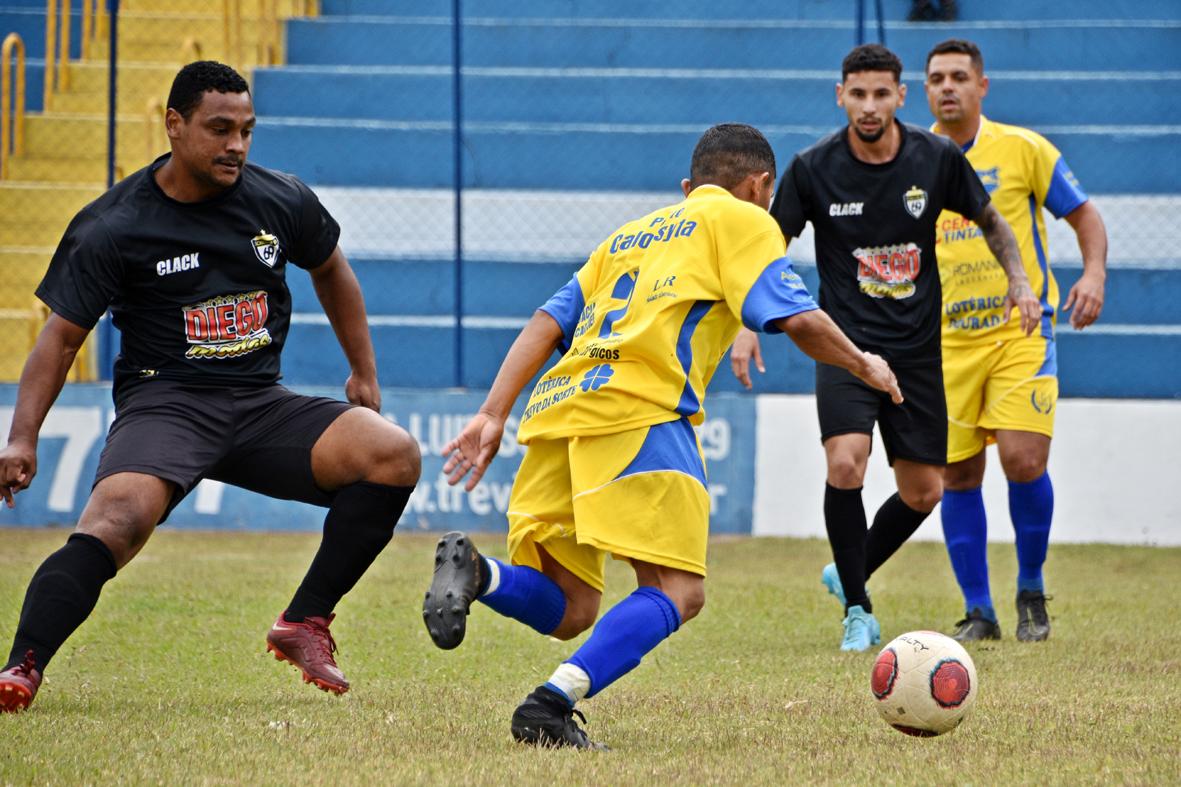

{"left": 2, "top": 384, "right": 1177, "bottom": 546}
{"left": 754, "top": 396, "right": 1181, "bottom": 546}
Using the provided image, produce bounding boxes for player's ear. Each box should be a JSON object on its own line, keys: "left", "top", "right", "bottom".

{"left": 836, "top": 81, "right": 845, "bottom": 107}
{"left": 164, "top": 108, "right": 184, "bottom": 140}
{"left": 897, "top": 81, "right": 907, "bottom": 106}
{"left": 681, "top": 178, "right": 693, "bottom": 197}
{"left": 979, "top": 73, "right": 989, "bottom": 97}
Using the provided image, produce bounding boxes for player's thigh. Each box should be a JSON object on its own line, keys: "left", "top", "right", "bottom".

{"left": 206, "top": 385, "right": 354, "bottom": 506}
{"left": 878, "top": 361, "right": 948, "bottom": 467}
{"left": 942, "top": 341, "right": 996, "bottom": 464}
{"left": 95, "top": 382, "right": 233, "bottom": 524}
{"left": 507, "top": 437, "right": 608, "bottom": 593}
{"left": 78, "top": 472, "right": 176, "bottom": 568}
{"left": 570, "top": 418, "right": 711, "bottom": 580}
{"left": 980, "top": 335, "right": 1058, "bottom": 443}
{"left": 309, "top": 407, "right": 420, "bottom": 489}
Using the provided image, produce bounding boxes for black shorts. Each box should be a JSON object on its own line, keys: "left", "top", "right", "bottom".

{"left": 815, "top": 360, "right": 947, "bottom": 466}
{"left": 96, "top": 381, "right": 354, "bottom": 522}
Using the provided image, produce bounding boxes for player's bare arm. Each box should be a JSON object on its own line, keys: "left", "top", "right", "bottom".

{"left": 443, "top": 310, "right": 564, "bottom": 491}
{"left": 774, "top": 309, "right": 903, "bottom": 404}
{"left": 0, "top": 314, "right": 90, "bottom": 507}
{"left": 973, "top": 202, "right": 1041, "bottom": 335}
{"left": 729, "top": 328, "right": 765, "bottom": 389}
{"left": 308, "top": 245, "right": 381, "bottom": 410}
{"left": 1062, "top": 200, "right": 1108, "bottom": 330}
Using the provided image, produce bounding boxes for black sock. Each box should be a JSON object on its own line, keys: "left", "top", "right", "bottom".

{"left": 6, "top": 533, "right": 118, "bottom": 672}
{"left": 865, "top": 493, "right": 931, "bottom": 577}
{"left": 824, "top": 483, "right": 871, "bottom": 613}
{"left": 285, "top": 481, "right": 412, "bottom": 622}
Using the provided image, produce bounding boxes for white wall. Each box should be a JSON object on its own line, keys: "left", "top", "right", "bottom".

{"left": 753, "top": 396, "right": 1181, "bottom": 545}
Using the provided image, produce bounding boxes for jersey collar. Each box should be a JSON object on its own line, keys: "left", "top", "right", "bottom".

{"left": 685, "top": 184, "right": 732, "bottom": 200}
{"left": 931, "top": 114, "right": 994, "bottom": 153}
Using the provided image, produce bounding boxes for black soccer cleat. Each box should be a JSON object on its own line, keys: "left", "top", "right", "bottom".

{"left": 951, "top": 608, "right": 1002, "bottom": 642}
{"left": 423, "top": 531, "right": 483, "bottom": 650}
{"left": 1015, "top": 590, "right": 1052, "bottom": 642}
{"left": 510, "top": 685, "right": 609, "bottom": 751}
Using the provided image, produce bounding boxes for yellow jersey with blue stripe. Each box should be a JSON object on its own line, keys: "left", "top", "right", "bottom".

{"left": 517, "top": 184, "right": 818, "bottom": 443}
{"left": 934, "top": 116, "right": 1088, "bottom": 349}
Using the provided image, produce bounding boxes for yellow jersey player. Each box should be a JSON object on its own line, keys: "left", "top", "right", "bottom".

{"left": 926, "top": 39, "right": 1108, "bottom": 642}
{"left": 421, "top": 124, "right": 900, "bottom": 749}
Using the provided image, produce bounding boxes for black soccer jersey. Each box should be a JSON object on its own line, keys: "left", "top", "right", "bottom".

{"left": 772, "top": 121, "right": 989, "bottom": 363}
{"left": 37, "top": 155, "right": 340, "bottom": 396}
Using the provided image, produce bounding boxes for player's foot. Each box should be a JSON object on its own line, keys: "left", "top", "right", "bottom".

{"left": 423, "top": 531, "right": 483, "bottom": 650}
{"left": 1015, "top": 590, "right": 1052, "bottom": 642}
{"left": 840, "top": 604, "right": 881, "bottom": 652}
{"left": 820, "top": 562, "right": 845, "bottom": 607}
{"left": 266, "top": 612, "right": 349, "bottom": 695}
{"left": 0, "top": 650, "right": 42, "bottom": 713}
{"left": 510, "top": 685, "right": 609, "bottom": 750}
{"left": 951, "top": 608, "right": 1002, "bottom": 642}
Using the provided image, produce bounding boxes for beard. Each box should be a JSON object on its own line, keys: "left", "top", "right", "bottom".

{"left": 853, "top": 122, "right": 886, "bottom": 144}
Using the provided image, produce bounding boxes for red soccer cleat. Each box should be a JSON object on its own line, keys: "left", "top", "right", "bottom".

{"left": 0, "top": 650, "right": 42, "bottom": 713}
{"left": 266, "top": 612, "right": 350, "bottom": 695}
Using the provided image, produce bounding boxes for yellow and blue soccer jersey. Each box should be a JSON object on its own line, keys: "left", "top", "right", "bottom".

{"left": 517, "top": 184, "right": 818, "bottom": 443}
{"left": 934, "top": 116, "right": 1089, "bottom": 351}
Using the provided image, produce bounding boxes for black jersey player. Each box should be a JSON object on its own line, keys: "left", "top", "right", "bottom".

{"left": 0, "top": 62, "right": 421, "bottom": 711}
{"left": 730, "top": 45, "right": 1041, "bottom": 651}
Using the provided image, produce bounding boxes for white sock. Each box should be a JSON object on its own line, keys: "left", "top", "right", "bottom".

{"left": 545, "top": 662, "right": 591, "bottom": 705}
{"left": 482, "top": 556, "right": 502, "bottom": 596}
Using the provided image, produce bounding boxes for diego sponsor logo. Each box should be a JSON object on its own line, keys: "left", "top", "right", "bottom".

{"left": 182, "top": 290, "right": 272, "bottom": 359}
{"left": 853, "top": 243, "right": 922, "bottom": 300}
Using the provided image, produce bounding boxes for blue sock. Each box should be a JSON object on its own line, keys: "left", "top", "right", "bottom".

{"left": 567, "top": 586, "right": 681, "bottom": 699}
{"left": 476, "top": 556, "right": 566, "bottom": 635}
{"left": 941, "top": 487, "right": 996, "bottom": 621}
{"left": 1009, "top": 472, "right": 1053, "bottom": 594}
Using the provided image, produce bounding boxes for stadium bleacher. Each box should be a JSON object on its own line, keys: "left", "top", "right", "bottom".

{"left": 0, "top": 0, "right": 1177, "bottom": 396}
{"left": 242, "top": 0, "right": 1181, "bottom": 397}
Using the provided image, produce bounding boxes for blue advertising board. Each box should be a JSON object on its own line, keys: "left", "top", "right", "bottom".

{"left": 0, "top": 384, "right": 757, "bottom": 535}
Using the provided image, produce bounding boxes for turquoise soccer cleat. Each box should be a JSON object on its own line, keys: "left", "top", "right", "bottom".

{"left": 840, "top": 604, "right": 881, "bottom": 652}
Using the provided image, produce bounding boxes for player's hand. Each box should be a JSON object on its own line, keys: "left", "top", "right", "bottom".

{"left": 1063, "top": 271, "right": 1105, "bottom": 330}
{"left": 0, "top": 440, "right": 37, "bottom": 509}
{"left": 345, "top": 371, "right": 382, "bottom": 412}
{"left": 442, "top": 412, "right": 505, "bottom": 492}
{"left": 857, "top": 352, "right": 903, "bottom": 405}
{"left": 1003, "top": 278, "right": 1043, "bottom": 336}
{"left": 729, "top": 328, "right": 765, "bottom": 390}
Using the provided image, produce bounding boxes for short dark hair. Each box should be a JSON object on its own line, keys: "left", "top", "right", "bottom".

{"left": 926, "top": 39, "right": 984, "bottom": 75}
{"left": 841, "top": 44, "right": 903, "bottom": 83}
{"left": 689, "top": 123, "right": 776, "bottom": 189}
{"left": 167, "top": 61, "right": 250, "bottom": 119}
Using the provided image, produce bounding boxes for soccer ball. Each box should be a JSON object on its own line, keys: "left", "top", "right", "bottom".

{"left": 871, "top": 630, "right": 977, "bottom": 737}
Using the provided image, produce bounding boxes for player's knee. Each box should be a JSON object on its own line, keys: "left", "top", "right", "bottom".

{"left": 371, "top": 424, "right": 421, "bottom": 486}
{"left": 674, "top": 583, "right": 706, "bottom": 623}
{"left": 827, "top": 457, "right": 866, "bottom": 488}
{"left": 1001, "top": 454, "right": 1046, "bottom": 484}
{"left": 901, "top": 485, "right": 942, "bottom": 514}
{"left": 77, "top": 504, "right": 155, "bottom": 568}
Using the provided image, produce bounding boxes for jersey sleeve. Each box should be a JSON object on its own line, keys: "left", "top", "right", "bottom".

{"left": 289, "top": 179, "right": 342, "bottom": 270}
{"left": 35, "top": 209, "right": 123, "bottom": 329}
{"left": 1031, "top": 134, "right": 1088, "bottom": 219}
{"left": 942, "top": 139, "right": 991, "bottom": 220}
{"left": 538, "top": 245, "right": 601, "bottom": 352}
{"left": 718, "top": 210, "right": 818, "bottom": 334}
{"left": 769, "top": 155, "right": 812, "bottom": 239}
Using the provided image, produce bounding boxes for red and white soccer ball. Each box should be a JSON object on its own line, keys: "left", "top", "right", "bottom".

{"left": 871, "top": 630, "right": 977, "bottom": 737}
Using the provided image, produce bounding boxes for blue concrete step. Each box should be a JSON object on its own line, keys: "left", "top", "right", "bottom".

{"left": 319, "top": 0, "right": 1181, "bottom": 22}
{"left": 286, "top": 18, "right": 1181, "bottom": 71}
{"left": 252, "top": 67, "right": 1181, "bottom": 128}
{"left": 0, "top": 9, "right": 84, "bottom": 59}
{"left": 250, "top": 121, "right": 1181, "bottom": 193}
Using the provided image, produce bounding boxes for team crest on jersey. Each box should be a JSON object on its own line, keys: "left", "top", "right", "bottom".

{"left": 251, "top": 229, "right": 281, "bottom": 268}
{"left": 1031, "top": 387, "right": 1055, "bottom": 415}
{"left": 976, "top": 167, "right": 1000, "bottom": 194}
{"left": 903, "top": 186, "right": 927, "bottom": 219}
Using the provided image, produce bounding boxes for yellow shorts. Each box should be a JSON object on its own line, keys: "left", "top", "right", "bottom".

{"left": 505, "top": 418, "right": 711, "bottom": 592}
{"left": 942, "top": 332, "right": 1058, "bottom": 463}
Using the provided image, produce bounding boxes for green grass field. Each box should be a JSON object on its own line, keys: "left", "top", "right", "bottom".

{"left": 1, "top": 529, "right": 1178, "bottom": 785}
